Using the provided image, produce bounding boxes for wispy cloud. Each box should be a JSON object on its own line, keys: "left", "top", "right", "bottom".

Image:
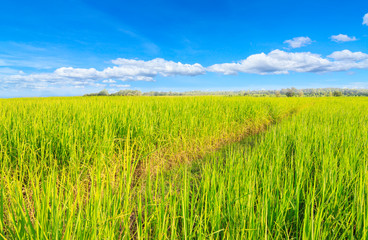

{"left": 344, "top": 82, "right": 368, "bottom": 89}
{"left": 118, "top": 29, "right": 160, "bottom": 55}
{"left": 0, "top": 59, "right": 8, "bottom": 67}
{"left": 284, "top": 37, "right": 312, "bottom": 49}
{"left": 363, "top": 13, "right": 368, "bottom": 26}
{"left": 330, "top": 34, "right": 357, "bottom": 42}
{"left": 102, "top": 79, "right": 116, "bottom": 83}
{"left": 109, "top": 84, "right": 130, "bottom": 88}
{"left": 0, "top": 67, "right": 24, "bottom": 75}
{"left": 207, "top": 49, "right": 368, "bottom": 75}
{"left": 0, "top": 42, "right": 69, "bottom": 69}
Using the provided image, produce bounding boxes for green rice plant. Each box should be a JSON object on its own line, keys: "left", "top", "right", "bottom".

{"left": 145, "top": 97, "right": 368, "bottom": 239}
{"left": 0, "top": 96, "right": 303, "bottom": 239}
{"left": 2, "top": 96, "right": 366, "bottom": 239}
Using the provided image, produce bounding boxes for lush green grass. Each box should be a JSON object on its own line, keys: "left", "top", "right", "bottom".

{"left": 1, "top": 97, "right": 367, "bottom": 239}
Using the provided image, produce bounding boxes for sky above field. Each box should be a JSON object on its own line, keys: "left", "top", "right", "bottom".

{"left": 1, "top": 0, "right": 368, "bottom": 97}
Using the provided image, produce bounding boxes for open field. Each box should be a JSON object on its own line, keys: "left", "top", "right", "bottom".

{"left": 0, "top": 96, "right": 367, "bottom": 239}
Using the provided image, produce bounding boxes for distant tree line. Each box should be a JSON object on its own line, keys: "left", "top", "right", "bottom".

{"left": 83, "top": 88, "right": 368, "bottom": 97}
{"left": 84, "top": 89, "right": 142, "bottom": 96}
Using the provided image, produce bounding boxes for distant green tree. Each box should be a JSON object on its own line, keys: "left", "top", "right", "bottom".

{"left": 111, "top": 90, "right": 142, "bottom": 96}
{"left": 333, "top": 91, "right": 343, "bottom": 97}
{"left": 286, "top": 90, "right": 295, "bottom": 97}
{"left": 97, "top": 89, "right": 109, "bottom": 96}
{"left": 83, "top": 87, "right": 368, "bottom": 97}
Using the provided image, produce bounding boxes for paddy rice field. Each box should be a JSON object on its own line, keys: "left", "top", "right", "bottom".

{"left": 0, "top": 96, "right": 367, "bottom": 239}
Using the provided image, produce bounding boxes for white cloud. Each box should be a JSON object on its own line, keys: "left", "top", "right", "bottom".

{"left": 207, "top": 49, "right": 368, "bottom": 75}
{"left": 110, "top": 58, "right": 205, "bottom": 77}
{"left": 110, "top": 84, "right": 130, "bottom": 88}
{"left": 330, "top": 34, "right": 357, "bottom": 42}
{"left": 102, "top": 79, "right": 116, "bottom": 83}
{"left": 0, "top": 59, "right": 8, "bottom": 66}
{"left": 344, "top": 82, "right": 368, "bottom": 89}
{"left": 327, "top": 50, "right": 368, "bottom": 61}
{"left": 363, "top": 13, "right": 368, "bottom": 26}
{"left": 0, "top": 67, "right": 24, "bottom": 75}
{"left": 284, "top": 37, "right": 312, "bottom": 48}
{"left": 3, "top": 50, "right": 368, "bottom": 91}
{"left": 2, "top": 58, "right": 206, "bottom": 89}
{"left": 55, "top": 67, "right": 100, "bottom": 79}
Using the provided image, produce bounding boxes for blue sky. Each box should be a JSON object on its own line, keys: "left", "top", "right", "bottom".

{"left": 1, "top": 0, "right": 368, "bottom": 97}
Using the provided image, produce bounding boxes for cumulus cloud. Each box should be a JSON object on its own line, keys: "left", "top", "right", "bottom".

{"left": 2, "top": 58, "right": 206, "bottom": 89}
{"left": 55, "top": 58, "right": 205, "bottom": 81}
{"left": 207, "top": 49, "right": 368, "bottom": 75}
{"left": 3, "top": 50, "right": 368, "bottom": 90}
{"left": 110, "top": 58, "right": 205, "bottom": 77}
{"left": 363, "top": 13, "right": 368, "bottom": 26}
{"left": 284, "top": 37, "right": 312, "bottom": 48}
{"left": 330, "top": 34, "right": 357, "bottom": 42}
{"left": 327, "top": 50, "right": 368, "bottom": 61}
